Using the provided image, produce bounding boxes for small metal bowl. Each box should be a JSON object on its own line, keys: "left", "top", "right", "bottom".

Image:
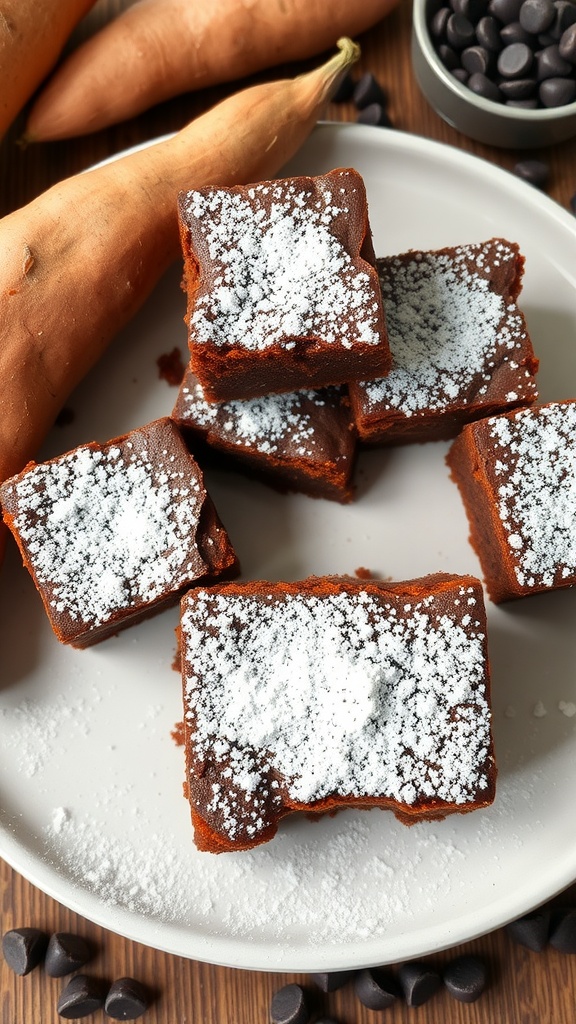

{"left": 412, "top": 0, "right": 576, "bottom": 148}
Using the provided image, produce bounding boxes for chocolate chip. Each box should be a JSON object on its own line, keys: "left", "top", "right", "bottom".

{"left": 356, "top": 103, "right": 393, "bottom": 127}
{"left": 432, "top": 5, "right": 452, "bottom": 37}
{"left": 498, "top": 40, "right": 535, "bottom": 74}
{"left": 549, "top": 906, "right": 576, "bottom": 952}
{"left": 2, "top": 928, "right": 48, "bottom": 976}
{"left": 447, "top": 11, "right": 478, "bottom": 46}
{"left": 513, "top": 158, "right": 550, "bottom": 186}
{"left": 462, "top": 44, "right": 495, "bottom": 72}
{"left": 520, "top": 0, "right": 556, "bottom": 33}
{"left": 438, "top": 42, "right": 461, "bottom": 68}
{"left": 453, "top": 66, "right": 471, "bottom": 80}
{"left": 56, "top": 975, "right": 107, "bottom": 1019}
{"left": 468, "top": 70, "right": 504, "bottom": 98}
{"left": 506, "top": 908, "right": 551, "bottom": 950}
{"left": 559, "top": 22, "right": 576, "bottom": 60}
{"left": 353, "top": 72, "right": 387, "bottom": 109}
{"left": 489, "top": 0, "right": 524, "bottom": 21}
{"left": 452, "top": 0, "right": 490, "bottom": 19}
{"left": 104, "top": 977, "right": 150, "bottom": 1020}
{"left": 555, "top": 0, "right": 576, "bottom": 34}
{"left": 270, "top": 984, "right": 311, "bottom": 1024}
{"left": 499, "top": 75, "right": 538, "bottom": 95}
{"left": 477, "top": 14, "right": 505, "bottom": 49}
{"left": 443, "top": 955, "right": 488, "bottom": 1002}
{"left": 354, "top": 967, "right": 400, "bottom": 1010}
{"left": 536, "top": 43, "right": 573, "bottom": 77}
{"left": 501, "top": 19, "right": 535, "bottom": 43}
{"left": 539, "top": 74, "right": 576, "bottom": 103}
{"left": 45, "top": 932, "right": 92, "bottom": 978}
{"left": 398, "top": 962, "right": 442, "bottom": 1007}
{"left": 311, "top": 971, "right": 355, "bottom": 993}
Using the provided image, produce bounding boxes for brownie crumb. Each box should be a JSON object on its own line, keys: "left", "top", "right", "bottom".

{"left": 157, "top": 347, "right": 186, "bottom": 387}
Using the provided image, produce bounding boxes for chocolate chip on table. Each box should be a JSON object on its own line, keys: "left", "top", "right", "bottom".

{"left": 352, "top": 72, "right": 387, "bottom": 109}
{"left": 506, "top": 908, "right": 551, "bottom": 950}
{"left": 398, "top": 962, "right": 442, "bottom": 1007}
{"left": 56, "top": 975, "right": 107, "bottom": 1019}
{"left": 513, "top": 158, "right": 550, "bottom": 186}
{"left": 443, "top": 955, "right": 488, "bottom": 1003}
{"left": 354, "top": 967, "right": 400, "bottom": 1010}
{"left": 356, "top": 103, "right": 393, "bottom": 127}
{"left": 2, "top": 927, "right": 48, "bottom": 976}
{"left": 44, "top": 932, "right": 92, "bottom": 978}
{"left": 311, "top": 971, "right": 355, "bottom": 993}
{"left": 270, "top": 984, "right": 311, "bottom": 1024}
{"left": 104, "top": 977, "right": 151, "bottom": 1020}
{"left": 549, "top": 906, "right": 576, "bottom": 952}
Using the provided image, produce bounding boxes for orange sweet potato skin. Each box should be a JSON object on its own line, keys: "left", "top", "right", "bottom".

{"left": 0, "top": 0, "right": 96, "bottom": 138}
{"left": 26, "top": 0, "right": 400, "bottom": 139}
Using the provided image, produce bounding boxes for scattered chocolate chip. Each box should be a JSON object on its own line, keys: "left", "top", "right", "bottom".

{"left": 156, "top": 346, "right": 185, "bottom": 387}
{"left": 398, "top": 962, "right": 442, "bottom": 1007}
{"left": 352, "top": 72, "right": 387, "bottom": 109}
{"left": 270, "top": 984, "right": 311, "bottom": 1024}
{"left": 56, "top": 975, "right": 107, "bottom": 1019}
{"left": 104, "top": 977, "right": 150, "bottom": 1020}
{"left": 513, "top": 158, "right": 550, "bottom": 187}
{"left": 549, "top": 907, "right": 576, "bottom": 952}
{"left": 2, "top": 928, "right": 48, "bottom": 976}
{"left": 311, "top": 971, "right": 355, "bottom": 993}
{"left": 443, "top": 955, "right": 488, "bottom": 1002}
{"left": 45, "top": 932, "right": 92, "bottom": 978}
{"left": 506, "top": 908, "right": 551, "bottom": 950}
{"left": 356, "top": 102, "right": 393, "bottom": 126}
{"left": 354, "top": 967, "right": 400, "bottom": 1010}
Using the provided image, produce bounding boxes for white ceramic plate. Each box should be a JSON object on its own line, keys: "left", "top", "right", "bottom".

{"left": 2, "top": 123, "right": 576, "bottom": 973}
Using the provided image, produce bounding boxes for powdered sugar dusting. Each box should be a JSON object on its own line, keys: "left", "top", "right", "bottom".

{"left": 359, "top": 240, "right": 534, "bottom": 416}
{"left": 488, "top": 401, "right": 576, "bottom": 589}
{"left": 3, "top": 422, "right": 208, "bottom": 632}
{"left": 180, "top": 172, "right": 382, "bottom": 352}
{"left": 181, "top": 582, "right": 492, "bottom": 845}
{"left": 176, "top": 375, "right": 344, "bottom": 460}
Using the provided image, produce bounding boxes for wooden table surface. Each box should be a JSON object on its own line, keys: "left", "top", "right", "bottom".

{"left": 2, "top": 2, "right": 576, "bottom": 1022}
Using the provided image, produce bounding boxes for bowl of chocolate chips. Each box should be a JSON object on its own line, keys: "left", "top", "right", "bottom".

{"left": 412, "top": 0, "right": 576, "bottom": 147}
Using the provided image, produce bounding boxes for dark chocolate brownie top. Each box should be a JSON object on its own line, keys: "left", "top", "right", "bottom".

{"left": 0, "top": 419, "right": 215, "bottom": 637}
{"left": 178, "top": 169, "right": 384, "bottom": 354}
{"left": 356, "top": 239, "right": 536, "bottom": 416}
{"left": 173, "top": 370, "right": 353, "bottom": 466}
{"left": 181, "top": 577, "right": 493, "bottom": 846}
{"left": 475, "top": 400, "right": 576, "bottom": 591}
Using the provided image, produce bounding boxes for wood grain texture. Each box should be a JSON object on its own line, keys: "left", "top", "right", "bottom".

{"left": 2, "top": 1, "right": 576, "bottom": 1022}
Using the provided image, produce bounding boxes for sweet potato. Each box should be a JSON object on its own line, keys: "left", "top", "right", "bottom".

{"left": 24, "top": 0, "right": 399, "bottom": 141}
{"left": 0, "top": 39, "right": 359, "bottom": 563}
{"left": 0, "top": 0, "right": 96, "bottom": 139}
